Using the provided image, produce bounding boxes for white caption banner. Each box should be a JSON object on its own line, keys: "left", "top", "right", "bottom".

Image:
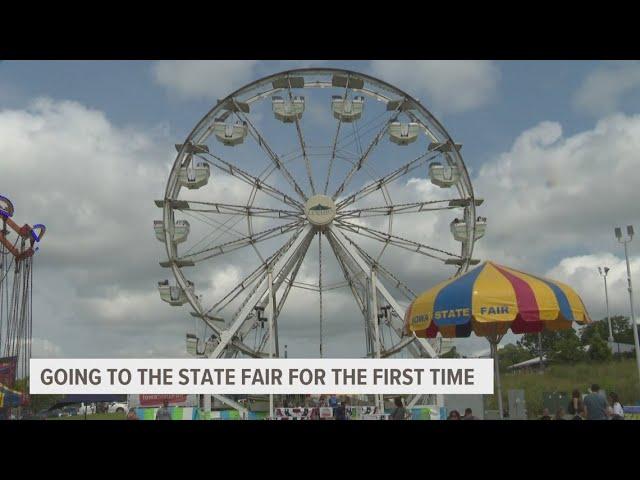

{"left": 30, "top": 358, "right": 494, "bottom": 395}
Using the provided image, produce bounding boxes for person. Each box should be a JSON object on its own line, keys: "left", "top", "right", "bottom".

{"left": 608, "top": 392, "right": 624, "bottom": 420}
{"left": 539, "top": 408, "right": 552, "bottom": 420}
{"left": 310, "top": 406, "right": 320, "bottom": 420}
{"left": 155, "top": 400, "right": 172, "bottom": 420}
{"left": 568, "top": 389, "right": 584, "bottom": 419}
{"left": 343, "top": 397, "right": 351, "bottom": 420}
{"left": 447, "top": 410, "right": 461, "bottom": 420}
{"left": 554, "top": 407, "right": 566, "bottom": 420}
{"left": 583, "top": 384, "right": 609, "bottom": 420}
{"left": 127, "top": 408, "right": 139, "bottom": 420}
{"left": 334, "top": 401, "right": 347, "bottom": 420}
{"left": 461, "top": 408, "right": 477, "bottom": 420}
{"left": 328, "top": 394, "right": 338, "bottom": 408}
{"left": 390, "top": 397, "right": 407, "bottom": 420}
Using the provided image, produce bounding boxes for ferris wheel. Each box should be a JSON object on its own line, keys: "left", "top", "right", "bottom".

{"left": 155, "top": 68, "right": 485, "bottom": 368}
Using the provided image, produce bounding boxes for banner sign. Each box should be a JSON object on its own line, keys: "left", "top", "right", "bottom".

{"left": 30, "top": 358, "right": 494, "bottom": 395}
{"left": 624, "top": 406, "right": 640, "bottom": 420}
{"left": 138, "top": 394, "right": 188, "bottom": 406}
{"left": 0, "top": 356, "right": 17, "bottom": 387}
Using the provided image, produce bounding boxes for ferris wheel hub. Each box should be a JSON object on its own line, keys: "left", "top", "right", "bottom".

{"left": 304, "top": 195, "right": 337, "bottom": 227}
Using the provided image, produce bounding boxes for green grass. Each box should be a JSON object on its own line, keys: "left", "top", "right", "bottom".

{"left": 485, "top": 358, "right": 640, "bottom": 418}
{"left": 51, "top": 412, "right": 127, "bottom": 420}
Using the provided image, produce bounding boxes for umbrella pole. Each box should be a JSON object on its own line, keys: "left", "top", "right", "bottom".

{"left": 490, "top": 339, "right": 504, "bottom": 419}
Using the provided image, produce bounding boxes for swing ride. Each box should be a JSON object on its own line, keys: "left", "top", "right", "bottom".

{"left": 0, "top": 194, "right": 45, "bottom": 409}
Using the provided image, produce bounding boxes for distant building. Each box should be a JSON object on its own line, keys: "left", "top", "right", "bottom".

{"left": 608, "top": 341, "right": 636, "bottom": 354}
{"left": 506, "top": 356, "right": 548, "bottom": 372}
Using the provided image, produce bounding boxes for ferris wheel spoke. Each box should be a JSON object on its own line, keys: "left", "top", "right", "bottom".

{"left": 274, "top": 236, "right": 311, "bottom": 319}
{"left": 209, "top": 224, "right": 313, "bottom": 358}
{"left": 325, "top": 229, "right": 368, "bottom": 316}
{"left": 195, "top": 152, "right": 305, "bottom": 211}
{"left": 335, "top": 149, "right": 442, "bottom": 210}
{"left": 178, "top": 208, "right": 254, "bottom": 259}
{"left": 337, "top": 200, "right": 458, "bottom": 219}
{"left": 284, "top": 76, "right": 316, "bottom": 196}
{"left": 255, "top": 227, "right": 315, "bottom": 314}
{"left": 230, "top": 102, "right": 309, "bottom": 201}
{"left": 206, "top": 225, "right": 311, "bottom": 319}
{"left": 323, "top": 78, "right": 352, "bottom": 195}
{"left": 179, "top": 220, "right": 305, "bottom": 264}
{"left": 332, "top": 108, "right": 390, "bottom": 154}
{"left": 256, "top": 229, "right": 315, "bottom": 355}
{"left": 318, "top": 232, "right": 324, "bottom": 357}
{"left": 335, "top": 219, "right": 460, "bottom": 262}
{"left": 175, "top": 200, "right": 303, "bottom": 220}
{"left": 331, "top": 101, "right": 405, "bottom": 200}
{"left": 345, "top": 237, "right": 417, "bottom": 301}
{"left": 325, "top": 228, "right": 379, "bottom": 353}
{"left": 329, "top": 225, "right": 439, "bottom": 359}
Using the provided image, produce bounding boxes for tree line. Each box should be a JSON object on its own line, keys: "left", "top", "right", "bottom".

{"left": 441, "top": 316, "right": 638, "bottom": 370}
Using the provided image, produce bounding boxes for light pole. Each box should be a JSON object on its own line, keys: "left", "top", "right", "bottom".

{"left": 614, "top": 225, "right": 640, "bottom": 390}
{"left": 598, "top": 266, "right": 614, "bottom": 344}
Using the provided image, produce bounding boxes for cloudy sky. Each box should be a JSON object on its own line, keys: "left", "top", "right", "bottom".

{"left": 2, "top": 60, "right": 640, "bottom": 360}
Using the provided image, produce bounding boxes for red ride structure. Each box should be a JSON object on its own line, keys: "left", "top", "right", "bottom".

{"left": 0, "top": 194, "right": 45, "bottom": 410}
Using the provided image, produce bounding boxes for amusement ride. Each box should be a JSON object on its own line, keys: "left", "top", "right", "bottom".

{"left": 0, "top": 194, "right": 45, "bottom": 409}
{"left": 154, "top": 68, "right": 486, "bottom": 412}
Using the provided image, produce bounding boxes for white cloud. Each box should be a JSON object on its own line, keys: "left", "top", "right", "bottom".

{"left": 0, "top": 97, "right": 183, "bottom": 357}
{"left": 573, "top": 61, "right": 640, "bottom": 116}
{"left": 31, "top": 338, "right": 63, "bottom": 358}
{"left": 546, "top": 253, "right": 640, "bottom": 324}
{"left": 369, "top": 60, "right": 500, "bottom": 114}
{"left": 152, "top": 61, "right": 259, "bottom": 100}
{"left": 472, "top": 113, "right": 640, "bottom": 270}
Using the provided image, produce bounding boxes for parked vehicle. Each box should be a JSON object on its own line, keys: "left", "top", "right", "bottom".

{"left": 107, "top": 401, "right": 129, "bottom": 414}
{"left": 77, "top": 403, "right": 96, "bottom": 415}
{"left": 35, "top": 408, "right": 64, "bottom": 419}
{"left": 62, "top": 406, "right": 78, "bottom": 416}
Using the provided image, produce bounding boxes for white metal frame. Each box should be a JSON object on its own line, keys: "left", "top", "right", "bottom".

{"left": 158, "top": 68, "right": 482, "bottom": 416}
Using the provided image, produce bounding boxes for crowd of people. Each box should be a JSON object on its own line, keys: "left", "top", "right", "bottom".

{"left": 444, "top": 384, "right": 627, "bottom": 420}
{"left": 132, "top": 388, "right": 628, "bottom": 420}
{"left": 446, "top": 408, "right": 478, "bottom": 420}
{"left": 539, "top": 384, "right": 625, "bottom": 420}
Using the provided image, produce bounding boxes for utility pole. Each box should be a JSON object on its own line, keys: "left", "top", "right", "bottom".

{"left": 615, "top": 226, "right": 640, "bottom": 392}
{"left": 598, "top": 266, "right": 614, "bottom": 344}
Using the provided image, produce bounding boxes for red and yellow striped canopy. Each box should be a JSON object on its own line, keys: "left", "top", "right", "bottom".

{"left": 405, "top": 261, "right": 592, "bottom": 339}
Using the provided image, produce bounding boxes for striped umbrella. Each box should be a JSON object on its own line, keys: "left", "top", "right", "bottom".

{"left": 404, "top": 261, "right": 592, "bottom": 418}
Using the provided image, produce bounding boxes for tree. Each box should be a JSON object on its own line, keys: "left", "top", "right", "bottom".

{"left": 518, "top": 328, "right": 585, "bottom": 365}
{"left": 587, "top": 332, "right": 612, "bottom": 362}
{"left": 441, "top": 346, "right": 461, "bottom": 358}
{"left": 9, "top": 376, "right": 62, "bottom": 413}
{"left": 549, "top": 329, "right": 586, "bottom": 363}
{"left": 581, "top": 316, "right": 634, "bottom": 345}
{"left": 497, "top": 343, "right": 533, "bottom": 370}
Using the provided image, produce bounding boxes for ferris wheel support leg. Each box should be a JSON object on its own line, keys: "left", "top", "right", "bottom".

{"left": 212, "top": 394, "right": 248, "bottom": 419}
{"left": 331, "top": 227, "right": 439, "bottom": 360}
{"left": 369, "top": 268, "right": 383, "bottom": 412}
{"left": 209, "top": 225, "right": 313, "bottom": 359}
{"left": 268, "top": 269, "right": 276, "bottom": 419}
{"left": 331, "top": 227, "right": 444, "bottom": 412}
